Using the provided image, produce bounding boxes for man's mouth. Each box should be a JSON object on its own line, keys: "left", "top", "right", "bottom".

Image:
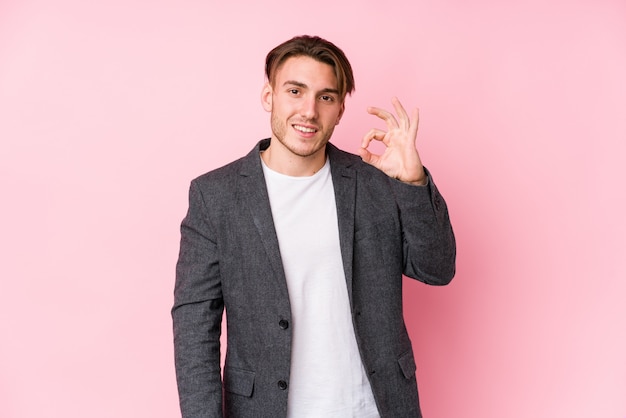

{"left": 293, "top": 124, "right": 317, "bottom": 134}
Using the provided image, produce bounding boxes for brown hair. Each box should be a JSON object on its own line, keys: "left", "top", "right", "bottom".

{"left": 265, "top": 35, "right": 355, "bottom": 100}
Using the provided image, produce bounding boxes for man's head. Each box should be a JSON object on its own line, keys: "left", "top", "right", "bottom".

{"left": 265, "top": 35, "right": 355, "bottom": 101}
{"left": 260, "top": 36, "right": 355, "bottom": 174}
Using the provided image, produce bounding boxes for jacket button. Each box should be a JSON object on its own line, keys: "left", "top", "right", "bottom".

{"left": 277, "top": 380, "right": 288, "bottom": 390}
{"left": 278, "top": 319, "right": 289, "bottom": 329}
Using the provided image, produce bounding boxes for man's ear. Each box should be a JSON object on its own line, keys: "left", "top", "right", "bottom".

{"left": 261, "top": 82, "right": 273, "bottom": 112}
{"left": 336, "top": 101, "right": 345, "bottom": 125}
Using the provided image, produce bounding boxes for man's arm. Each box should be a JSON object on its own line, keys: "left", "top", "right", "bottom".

{"left": 359, "top": 97, "right": 456, "bottom": 284}
{"left": 172, "top": 180, "right": 224, "bottom": 417}
{"left": 389, "top": 173, "right": 456, "bottom": 285}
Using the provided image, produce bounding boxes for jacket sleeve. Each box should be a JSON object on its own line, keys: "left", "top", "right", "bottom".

{"left": 389, "top": 168, "right": 456, "bottom": 285}
{"left": 172, "top": 180, "right": 224, "bottom": 417}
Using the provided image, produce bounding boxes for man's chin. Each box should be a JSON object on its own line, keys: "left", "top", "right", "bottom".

{"left": 281, "top": 138, "right": 328, "bottom": 158}
{"left": 292, "top": 143, "right": 328, "bottom": 158}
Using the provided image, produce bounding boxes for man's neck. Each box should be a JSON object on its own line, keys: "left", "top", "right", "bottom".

{"left": 260, "top": 142, "right": 327, "bottom": 177}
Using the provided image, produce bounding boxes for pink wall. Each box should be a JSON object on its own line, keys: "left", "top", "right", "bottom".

{"left": 1, "top": 0, "right": 625, "bottom": 417}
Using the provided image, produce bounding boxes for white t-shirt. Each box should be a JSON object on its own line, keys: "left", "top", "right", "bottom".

{"left": 262, "top": 156, "right": 379, "bottom": 418}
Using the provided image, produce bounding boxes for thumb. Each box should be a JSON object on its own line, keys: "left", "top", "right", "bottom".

{"left": 357, "top": 147, "right": 372, "bottom": 163}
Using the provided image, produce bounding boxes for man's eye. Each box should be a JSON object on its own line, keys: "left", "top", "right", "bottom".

{"left": 289, "top": 89, "right": 299, "bottom": 95}
{"left": 320, "top": 95, "right": 334, "bottom": 102}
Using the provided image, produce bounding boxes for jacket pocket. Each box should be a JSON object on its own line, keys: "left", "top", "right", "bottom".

{"left": 224, "top": 367, "right": 255, "bottom": 397}
{"left": 397, "top": 350, "right": 417, "bottom": 379}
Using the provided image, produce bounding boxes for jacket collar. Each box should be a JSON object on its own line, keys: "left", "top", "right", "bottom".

{"left": 238, "top": 138, "right": 356, "bottom": 174}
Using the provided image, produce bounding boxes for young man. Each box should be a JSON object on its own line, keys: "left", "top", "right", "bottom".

{"left": 173, "top": 35, "right": 456, "bottom": 418}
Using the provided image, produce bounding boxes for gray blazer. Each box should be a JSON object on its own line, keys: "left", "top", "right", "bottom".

{"left": 173, "top": 138, "right": 456, "bottom": 418}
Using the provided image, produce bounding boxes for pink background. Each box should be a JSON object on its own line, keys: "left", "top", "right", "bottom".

{"left": 1, "top": 0, "right": 625, "bottom": 417}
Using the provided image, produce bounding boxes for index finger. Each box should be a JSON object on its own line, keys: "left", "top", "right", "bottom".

{"left": 367, "top": 105, "right": 399, "bottom": 130}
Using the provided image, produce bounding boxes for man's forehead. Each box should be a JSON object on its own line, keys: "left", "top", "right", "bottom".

{"left": 274, "top": 56, "right": 338, "bottom": 87}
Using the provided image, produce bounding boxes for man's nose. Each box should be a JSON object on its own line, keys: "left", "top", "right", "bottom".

{"left": 299, "top": 96, "right": 318, "bottom": 119}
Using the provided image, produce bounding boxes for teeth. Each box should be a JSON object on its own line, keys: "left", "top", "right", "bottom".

{"left": 294, "top": 125, "right": 316, "bottom": 133}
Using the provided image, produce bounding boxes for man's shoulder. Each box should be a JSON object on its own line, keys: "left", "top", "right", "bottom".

{"left": 193, "top": 155, "right": 245, "bottom": 184}
{"left": 191, "top": 139, "right": 267, "bottom": 188}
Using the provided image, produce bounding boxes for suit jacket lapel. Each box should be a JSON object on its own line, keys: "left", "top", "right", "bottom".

{"left": 238, "top": 139, "right": 290, "bottom": 301}
{"left": 327, "top": 143, "right": 357, "bottom": 305}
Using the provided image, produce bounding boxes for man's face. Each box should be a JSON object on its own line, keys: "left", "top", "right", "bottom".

{"left": 262, "top": 55, "right": 345, "bottom": 160}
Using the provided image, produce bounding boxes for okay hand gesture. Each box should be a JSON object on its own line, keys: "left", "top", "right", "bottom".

{"left": 358, "top": 97, "right": 427, "bottom": 186}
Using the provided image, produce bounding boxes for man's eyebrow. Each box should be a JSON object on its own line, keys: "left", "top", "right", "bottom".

{"left": 283, "top": 80, "right": 340, "bottom": 95}
{"left": 283, "top": 80, "right": 308, "bottom": 89}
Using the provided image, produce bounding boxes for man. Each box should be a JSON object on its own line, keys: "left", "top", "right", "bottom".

{"left": 173, "top": 35, "right": 455, "bottom": 418}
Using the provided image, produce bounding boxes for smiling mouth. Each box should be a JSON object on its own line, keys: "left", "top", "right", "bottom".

{"left": 293, "top": 124, "right": 317, "bottom": 134}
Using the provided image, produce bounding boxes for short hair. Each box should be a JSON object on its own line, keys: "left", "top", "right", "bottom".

{"left": 265, "top": 35, "right": 355, "bottom": 100}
